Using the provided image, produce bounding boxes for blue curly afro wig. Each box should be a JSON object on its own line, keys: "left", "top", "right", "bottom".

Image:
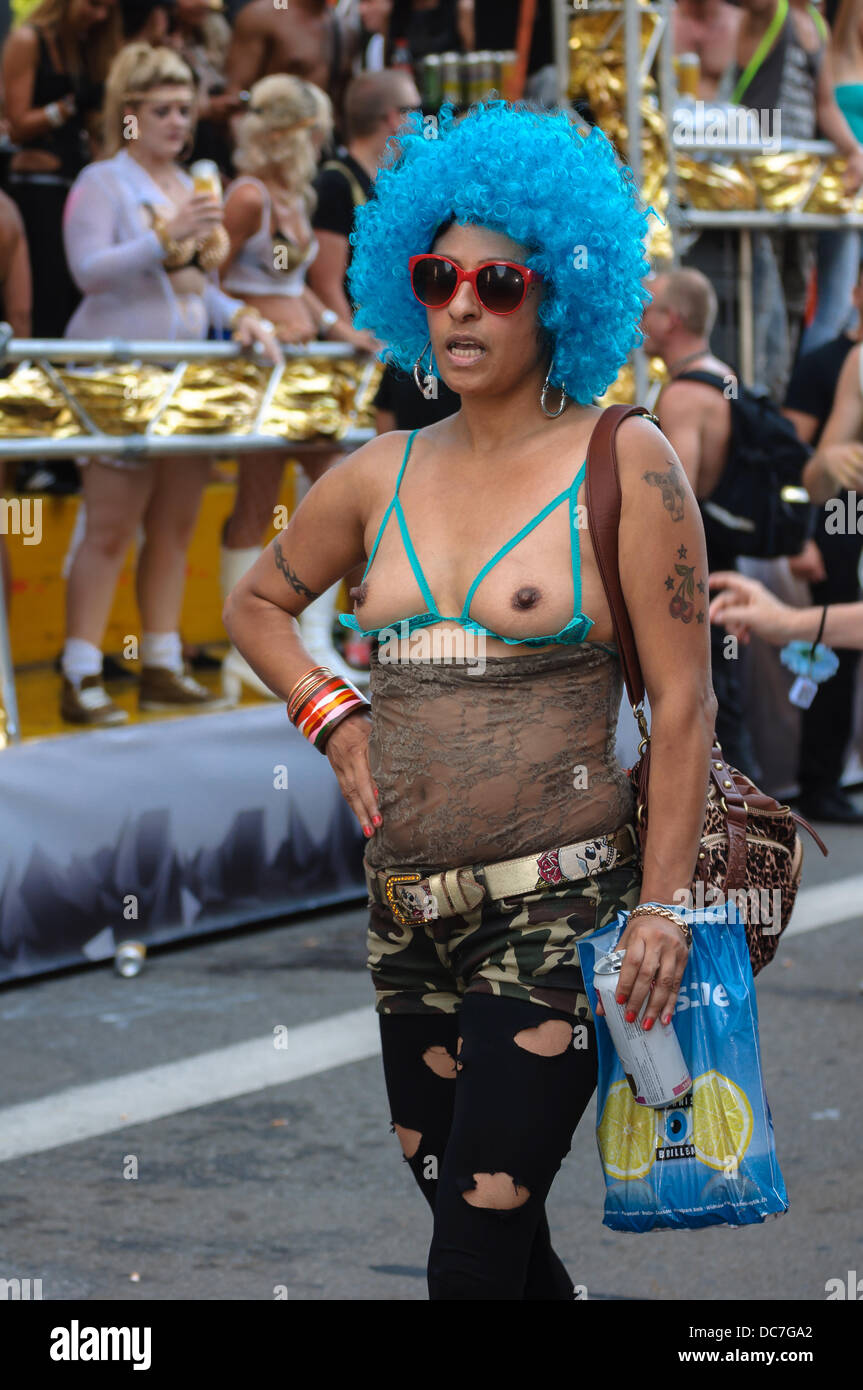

{"left": 347, "top": 100, "right": 653, "bottom": 405}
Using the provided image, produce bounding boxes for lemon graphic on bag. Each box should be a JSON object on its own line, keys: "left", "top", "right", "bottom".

{"left": 597, "top": 1079, "right": 657, "bottom": 1179}
{"left": 691, "top": 1070, "right": 754, "bottom": 1171}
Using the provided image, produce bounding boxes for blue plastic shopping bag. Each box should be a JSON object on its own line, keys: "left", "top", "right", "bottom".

{"left": 577, "top": 900, "right": 788, "bottom": 1231}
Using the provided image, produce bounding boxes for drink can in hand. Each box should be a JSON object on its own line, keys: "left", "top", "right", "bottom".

{"left": 594, "top": 948, "right": 692, "bottom": 1108}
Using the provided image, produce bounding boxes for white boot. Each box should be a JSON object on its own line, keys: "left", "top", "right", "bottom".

{"left": 297, "top": 581, "right": 370, "bottom": 689}
{"left": 219, "top": 545, "right": 280, "bottom": 703}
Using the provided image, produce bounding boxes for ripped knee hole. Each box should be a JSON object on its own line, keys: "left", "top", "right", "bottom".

{"left": 513, "top": 1018, "right": 573, "bottom": 1056}
{"left": 392, "top": 1123, "right": 422, "bottom": 1159}
{"left": 422, "top": 1044, "right": 458, "bottom": 1078}
{"left": 461, "top": 1172, "right": 531, "bottom": 1210}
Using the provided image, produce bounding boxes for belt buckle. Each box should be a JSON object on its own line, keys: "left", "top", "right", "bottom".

{"left": 384, "top": 872, "right": 435, "bottom": 926}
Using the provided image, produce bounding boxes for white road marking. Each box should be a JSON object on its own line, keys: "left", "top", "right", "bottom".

{"left": 0, "top": 1007, "right": 380, "bottom": 1165}
{"left": 784, "top": 874, "right": 863, "bottom": 936}
{"left": 0, "top": 874, "right": 859, "bottom": 1166}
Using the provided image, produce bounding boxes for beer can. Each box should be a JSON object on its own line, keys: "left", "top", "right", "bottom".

{"left": 594, "top": 949, "right": 692, "bottom": 1108}
{"left": 422, "top": 54, "right": 443, "bottom": 111}
{"left": 441, "top": 52, "right": 462, "bottom": 106}
{"left": 674, "top": 52, "right": 700, "bottom": 101}
{"left": 490, "top": 51, "right": 507, "bottom": 99}
{"left": 190, "top": 159, "right": 222, "bottom": 199}
{"left": 114, "top": 941, "right": 147, "bottom": 978}
{"left": 500, "top": 49, "right": 518, "bottom": 101}
{"left": 475, "top": 51, "right": 496, "bottom": 102}
{"left": 459, "top": 52, "right": 478, "bottom": 105}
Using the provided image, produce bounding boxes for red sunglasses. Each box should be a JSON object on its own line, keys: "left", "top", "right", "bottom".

{"left": 408, "top": 253, "right": 543, "bottom": 315}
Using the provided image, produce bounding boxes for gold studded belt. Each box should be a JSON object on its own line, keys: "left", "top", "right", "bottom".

{"left": 365, "top": 822, "right": 639, "bottom": 926}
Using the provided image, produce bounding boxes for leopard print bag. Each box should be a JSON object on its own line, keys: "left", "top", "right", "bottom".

{"left": 586, "top": 404, "right": 829, "bottom": 974}
{"left": 629, "top": 739, "right": 826, "bottom": 973}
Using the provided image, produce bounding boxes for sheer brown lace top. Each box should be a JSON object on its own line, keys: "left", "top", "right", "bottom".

{"left": 364, "top": 641, "right": 636, "bottom": 873}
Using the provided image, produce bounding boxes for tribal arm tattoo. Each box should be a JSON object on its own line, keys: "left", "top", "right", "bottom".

{"left": 642, "top": 459, "right": 687, "bottom": 522}
{"left": 272, "top": 535, "right": 320, "bottom": 600}
{"left": 663, "top": 544, "right": 706, "bottom": 624}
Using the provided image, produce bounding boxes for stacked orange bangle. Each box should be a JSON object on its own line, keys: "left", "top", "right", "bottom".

{"left": 287, "top": 666, "right": 370, "bottom": 752}
{"left": 287, "top": 665, "right": 330, "bottom": 722}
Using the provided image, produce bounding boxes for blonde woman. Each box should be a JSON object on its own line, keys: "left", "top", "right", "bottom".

{"left": 60, "top": 42, "right": 280, "bottom": 725}
{"left": 219, "top": 75, "right": 374, "bottom": 697}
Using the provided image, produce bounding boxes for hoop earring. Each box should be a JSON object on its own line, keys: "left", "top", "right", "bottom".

{"left": 413, "top": 338, "right": 436, "bottom": 394}
{"left": 540, "top": 369, "right": 568, "bottom": 418}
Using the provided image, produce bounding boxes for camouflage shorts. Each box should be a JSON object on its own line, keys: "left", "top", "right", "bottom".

{"left": 367, "top": 856, "right": 643, "bottom": 1021}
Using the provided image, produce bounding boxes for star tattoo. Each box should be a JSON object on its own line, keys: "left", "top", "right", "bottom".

{"left": 697, "top": 579, "right": 705, "bottom": 593}
{"left": 665, "top": 575, "right": 675, "bottom": 590}
{"left": 696, "top": 610, "right": 705, "bottom": 623}
{"left": 677, "top": 544, "right": 688, "bottom": 559}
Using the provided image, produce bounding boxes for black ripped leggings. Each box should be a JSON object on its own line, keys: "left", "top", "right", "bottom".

{"left": 379, "top": 992, "right": 599, "bottom": 1301}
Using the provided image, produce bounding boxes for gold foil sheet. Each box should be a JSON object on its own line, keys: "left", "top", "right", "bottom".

{"left": 568, "top": 12, "right": 672, "bottom": 263}
{"left": 0, "top": 357, "right": 383, "bottom": 442}
{"left": 747, "top": 152, "right": 820, "bottom": 211}
{"left": 676, "top": 151, "right": 863, "bottom": 214}
{"left": 677, "top": 156, "right": 758, "bottom": 211}
{"left": 595, "top": 356, "right": 668, "bottom": 409}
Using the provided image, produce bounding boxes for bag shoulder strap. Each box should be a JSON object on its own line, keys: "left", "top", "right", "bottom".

{"left": 585, "top": 404, "right": 653, "bottom": 711}
{"left": 320, "top": 158, "right": 367, "bottom": 208}
{"left": 674, "top": 369, "right": 728, "bottom": 391}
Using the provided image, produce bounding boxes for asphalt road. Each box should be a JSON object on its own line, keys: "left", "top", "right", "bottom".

{"left": 1, "top": 797, "right": 861, "bottom": 1304}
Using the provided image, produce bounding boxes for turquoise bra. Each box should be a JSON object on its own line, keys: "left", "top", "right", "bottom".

{"left": 339, "top": 427, "right": 616, "bottom": 652}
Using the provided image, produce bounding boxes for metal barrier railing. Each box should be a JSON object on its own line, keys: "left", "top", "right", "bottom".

{"left": 0, "top": 333, "right": 380, "bottom": 743}
{"left": 0, "top": 330, "right": 378, "bottom": 458}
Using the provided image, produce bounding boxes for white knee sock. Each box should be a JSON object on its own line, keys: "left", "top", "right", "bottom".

{"left": 62, "top": 638, "right": 103, "bottom": 685}
{"left": 141, "top": 631, "right": 184, "bottom": 672}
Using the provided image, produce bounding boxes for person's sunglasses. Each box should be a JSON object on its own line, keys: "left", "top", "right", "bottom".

{"left": 408, "top": 253, "right": 542, "bottom": 315}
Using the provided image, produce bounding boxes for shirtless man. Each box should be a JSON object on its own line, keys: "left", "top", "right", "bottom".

{"left": 673, "top": 0, "right": 742, "bottom": 101}
{"left": 641, "top": 268, "right": 732, "bottom": 503}
{"left": 225, "top": 0, "right": 360, "bottom": 123}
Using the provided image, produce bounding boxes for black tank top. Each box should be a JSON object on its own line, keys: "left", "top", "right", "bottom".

{"left": 27, "top": 29, "right": 86, "bottom": 178}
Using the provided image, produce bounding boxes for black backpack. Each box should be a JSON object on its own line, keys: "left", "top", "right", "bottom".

{"left": 676, "top": 370, "right": 814, "bottom": 560}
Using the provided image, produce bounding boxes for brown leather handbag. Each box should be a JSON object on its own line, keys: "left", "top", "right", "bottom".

{"left": 585, "top": 403, "right": 828, "bottom": 973}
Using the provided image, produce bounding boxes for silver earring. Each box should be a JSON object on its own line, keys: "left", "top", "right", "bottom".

{"left": 413, "top": 338, "right": 435, "bottom": 394}
{"left": 540, "top": 370, "right": 568, "bottom": 418}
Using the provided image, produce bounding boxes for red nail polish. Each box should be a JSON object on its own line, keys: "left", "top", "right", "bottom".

{"left": 374, "top": 788, "right": 379, "bottom": 798}
{"left": 372, "top": 813, "right": 382, "bottom": 826}
{"left": 624, "top": 1011, "right": 636, "bottom": 1024}
{"left": 662, "top": 1014, "right": 671, "bottom": 1026}
{"left": 643, "top": 1018, "right": 654, "bottom": 1032}
{"left": 363, "top": 824, "right": 372, "bottom": 836}
{"left": 616, "top": 994, "right": 626, "bottom": 1005}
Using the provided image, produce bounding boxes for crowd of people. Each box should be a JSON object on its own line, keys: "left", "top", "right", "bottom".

{"left": 0, "top": 0, "right": 860, "bottom": 821}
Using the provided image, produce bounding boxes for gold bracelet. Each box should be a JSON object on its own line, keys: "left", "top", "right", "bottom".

{"left": 287, "top": 665, "right": 332, "bottom": 718}
{"left": 152, "top": 213, "right": 195, "bottom": 269}
{"left": 287, "top": 674, "right": 331, "bottom": 715}
{"left": 287, "top": 674, "right": 331, "bottom": 718}
{"left": 627, "top": 903, "right": 692, "bottom": 946}
{"left": 229, "top": 303, "right": 263, "bottom": 332}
